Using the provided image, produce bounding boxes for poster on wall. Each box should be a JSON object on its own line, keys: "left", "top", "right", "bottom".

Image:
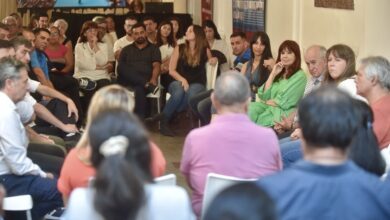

{"left": 201, "top": 0, "right": 213, "bottom": 23}
{"left": 233, "top": 0, "right": 266, "bottom": 39}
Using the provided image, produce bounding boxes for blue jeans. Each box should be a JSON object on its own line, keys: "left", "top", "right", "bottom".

{"left": 163, "top": 81, "right": 205, "bottom": 120}
{"left": 280, "top": 139, "right": 303, "bottom": 169}
{"left": 0, "top": 174, "right": 63, "bottom": 220}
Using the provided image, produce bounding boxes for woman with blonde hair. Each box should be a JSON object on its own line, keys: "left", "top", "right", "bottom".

{"left": 64, "top": 109, "right": 194, "bottom": 220}
{"left": 248, "top": 40, "right": 307, "bottom": 127}
{"left": 58, "top": 85, "right": 166, "bottom": 204}
{"left": 53, "top": 19, "right": 73, "bottom": 55}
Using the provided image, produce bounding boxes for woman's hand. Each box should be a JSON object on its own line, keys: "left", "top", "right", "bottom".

{"left": 290, "top": 128, "right": 302, "bottom": 140}
{"left": 272, "top": 62, "right": 284, "bottom": 77}
{"left": 90, "top": 36, "right": 99, "bottom": 52}
{"left": 179, "top": 78, "right": 189, "bottom": 91}
{"left": 264, "top": 58, "right": 275, "bottom": 70}
{"left": 208, "top": 57, "right": 218, "bottom": 66}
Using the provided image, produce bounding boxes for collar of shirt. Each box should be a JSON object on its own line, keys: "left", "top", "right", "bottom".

{"left": 311, "top": 74, "right": 324, "bottom": 84}
{"left": 131, "top": 41, "right": 151, "bottom": 51}
{"left": 0, "top": 91, "right": 16, "bottom": 111}
{"left": 212, "top": 113, "right": 251, "bottom": 124}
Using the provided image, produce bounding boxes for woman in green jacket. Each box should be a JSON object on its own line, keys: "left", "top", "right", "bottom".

{"left": 248, "top": 40, "right": 307, "bottom": 127}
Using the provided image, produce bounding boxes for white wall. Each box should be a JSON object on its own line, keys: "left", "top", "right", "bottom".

{"left": 211, "top": 0, "right": 390, "bottom": 61}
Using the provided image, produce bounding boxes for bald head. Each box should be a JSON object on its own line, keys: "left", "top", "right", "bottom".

{"left": 305, "top": 45, "right": 327, "bottom": 78}
{"left": 212, "top": 70, "right": 251, "bottom": 113}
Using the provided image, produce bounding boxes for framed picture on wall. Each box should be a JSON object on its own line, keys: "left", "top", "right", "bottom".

{"left": 233, "top": 0, "right": 266, "bottom": 39}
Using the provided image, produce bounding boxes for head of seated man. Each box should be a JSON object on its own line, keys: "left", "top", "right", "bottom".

{"left": 298, "top": 86, "right": 359, "bottom": 163}
{"left": 211, "top": 70, "right": 251, "bottom": 114}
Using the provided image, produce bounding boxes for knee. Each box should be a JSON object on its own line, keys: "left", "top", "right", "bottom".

{"left": 169, "top": 82, "right": 185, "bottom": 98}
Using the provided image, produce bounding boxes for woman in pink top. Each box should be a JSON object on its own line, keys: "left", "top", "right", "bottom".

{"left": 45, "top": 26, "right": 74, "bottom": 75}
{"left": 58, "top": 85, "right": 166, "bottom": 204}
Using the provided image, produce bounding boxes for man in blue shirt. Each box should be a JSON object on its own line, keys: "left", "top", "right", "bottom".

{"left": 230, "top": 32, "right": 251, "bottom": 71}
{"left": 258, "top": 86, "right": 390, "bottom": 220}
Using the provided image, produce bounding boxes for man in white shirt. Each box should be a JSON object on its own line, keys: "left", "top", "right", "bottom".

{"left": 0, "top": 57, "right": 62, "bottom": 220}
{"left": 113, "top": 15, "right": 137, "bottom": 76}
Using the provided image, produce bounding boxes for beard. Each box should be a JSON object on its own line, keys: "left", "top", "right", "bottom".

{"left": 135, "top": 37, "right": 146, "bottom": 44}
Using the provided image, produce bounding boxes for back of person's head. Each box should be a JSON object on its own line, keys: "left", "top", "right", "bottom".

{"left": 348, "top": 99, "right": 386, "bottom": 176}
{"left": 325, "top": 44, "right": 356, "bottom": 83}
{"left": 298, "top": 86, "right": 359, "bottom": 151}
{"left": 213, "top": 70, "right": 250, "bottom": 107}
{"left": 75, "top": 85, "right": 135, "bottom": 150}
{"left": 204, "top": 182, "right": 277, "bottom": 220}
{"left": 88, "top": 109, "right": 152, "bottom": 220}
{"left": 360, "top": 56, "right": 390, "bottom": 91}
{"left": 87, "top": 85, "right": 135, "bottom": 129}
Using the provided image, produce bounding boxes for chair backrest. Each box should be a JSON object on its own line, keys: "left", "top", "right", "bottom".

{"left": 3, "top": 195, "right": 33, "bottom": 220}
{"left": 154, "top": 173, "right": 177, "bottom": 186}
{"left": 201, "top": 173, "right": 257, "bottom": 219}
{"left": 381, "top": 144, "right": 390, "bottom": 173}
{"left": 206, "top": 61, "right": 218, "bottom": 90}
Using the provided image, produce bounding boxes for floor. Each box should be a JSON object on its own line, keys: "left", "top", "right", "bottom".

{"left": 146, "top": 112, "right": 196, "bottom": 193}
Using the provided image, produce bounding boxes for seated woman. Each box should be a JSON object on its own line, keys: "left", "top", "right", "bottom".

{"left": 281, "top": 44, "right": 367, "bottom": 168}
{"left": 156, "top": 20, "right": 176, "bottom": 92}
{"left": 64, "top": 109, "right": 194, "bottom": 220}
{"left": 158, "top": 25, "right": 215, "bottom": 136}
{"left": 248, "top": 40, "right": 306, "bottom": 127}
{"left": 324, "top": 44, "right": 366, "bottom": 101}
{"left": 74, "top": 21, "right": 112, "bottom": 113}
{"left": 45, "top": 26, "right": 74, "bottom": 75}
{"left": 241, "top": 31, "right": 274, "bottom": 101}
{"left": 53, "top": 19, "right": 73, "bottom": 59}
{"left": 203, "top": 19, "right": 231, "bottom": 72}
{"left": 187, "top": 20, "right": 231, "bottom": 126}
{"left": 170, "top": 16, "right": 185, "bottom": 45}
{"left": 58, "top": 85, "right": 166, "bottom": 204}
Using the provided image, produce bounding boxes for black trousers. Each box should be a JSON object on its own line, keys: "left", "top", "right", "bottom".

{"left": 34, "top": 99, "right": 76, "bottom": 138}
{"left": 49, "top": 73, "right": 83, "bottom": 123}
{"left": 188, "top": 89, "right": 213, "bottom": 126}
{"left": 80, "top": 79, "right": 111, "bottom": 116}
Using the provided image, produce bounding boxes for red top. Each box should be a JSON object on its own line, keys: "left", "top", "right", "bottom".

{"left": 58, "top": 141, "right": 166, "bottom": 199}
{"left": 372, "top": 95, "right": 390, "bottom": 149}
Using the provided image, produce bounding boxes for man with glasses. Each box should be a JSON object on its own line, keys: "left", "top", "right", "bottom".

{"left": 113, "top": 15, "right": 138, "bottom": 61}
{"left": 93, "top": 16, "right": 115, "bottom": 74}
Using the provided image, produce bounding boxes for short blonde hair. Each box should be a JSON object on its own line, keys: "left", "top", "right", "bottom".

{"left": 76, "top": 85, "right": 135, "bottom": 149}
